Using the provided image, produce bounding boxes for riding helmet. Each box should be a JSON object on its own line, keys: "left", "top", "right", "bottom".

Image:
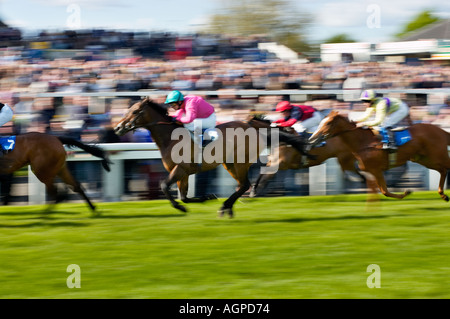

{"left": 360, "top": 90, "right": 376, "bottom": 102}
{"left": 276, "top": 101, "right": 292, "bottom": 112}
{"left": 165, "top": 90, "right": 184, "bottom": 104}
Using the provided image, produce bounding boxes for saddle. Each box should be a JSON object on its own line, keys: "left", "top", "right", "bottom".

{"left": 0, "top": 136, "right": 16, "bottom": 153}
{"left": 391, "top": 127, "right": 412, "bottom": 146}
{"left": 369, "top": 126, "right": 412, "bottom": 150}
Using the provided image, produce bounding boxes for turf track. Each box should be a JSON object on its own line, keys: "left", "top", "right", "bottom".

{"left": 0, "top": 191, "right": 449, "bottom": 298}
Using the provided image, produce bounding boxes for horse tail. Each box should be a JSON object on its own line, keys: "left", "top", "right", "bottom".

{"left": 58, "top": 136, "right": 112, "bottom": 172}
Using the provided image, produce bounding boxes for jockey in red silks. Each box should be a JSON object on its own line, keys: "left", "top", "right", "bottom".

{"left": 272, "top": 101, "right": 323, "bottom": 136}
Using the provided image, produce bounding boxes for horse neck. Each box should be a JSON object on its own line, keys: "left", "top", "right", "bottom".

{"left": 249, "top": 119, "right": 270, "bottom": 130}
{"left": 145, "top": 124, "right": 176, "bottom": 151}
{"left": 142, "top": 108, "right": 176, "bottom": 151}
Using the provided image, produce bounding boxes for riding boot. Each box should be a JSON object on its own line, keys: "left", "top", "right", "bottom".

{"left": 380, "top": 127, "right": 397, "bottom": 151}
{"left": 299, "top": 131, "right": 314, "bottom": 155}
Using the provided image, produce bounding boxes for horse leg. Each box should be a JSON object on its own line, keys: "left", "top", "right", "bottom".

{"left": 177, "top": 176, "right": 217, "bottom": 203}
{"left": 160, "top": 165, "right": 188, "bottom": 212}
{"left": 370, "top": 170, "right": 411, "bottom": 199}
{"left": 436, "top": 168, "right": 449, "bottom": 202}
{"left": 219, "top": 164, "right": 251, "bottom": 218}
{"left": 41, "top": 180, "right": 58, "bottom": 212}
{"left": 250, "top": 172, "right": 275, "bottom": 197}
{"left": 0, "top": 173, "right": 13, "bottom": 205}
{"left": 57, "top": 165, "right": 96, "bottom": 212}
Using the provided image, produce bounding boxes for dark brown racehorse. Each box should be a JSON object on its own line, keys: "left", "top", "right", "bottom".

{"left": 0, "top": 133, "right": 111, "bottom": 211}
{"left": 247, "top": 115, "right": 367, "bottom": 196}
{"left": 309, "top": 110, "right": 450, "bottom": 202}
{"left": 114, "top": 97, "right": 308, "bottom": 217}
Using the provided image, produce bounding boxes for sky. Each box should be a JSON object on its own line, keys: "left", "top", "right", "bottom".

{"left": 1, "top": 0, "right": 450, "bottom": 44}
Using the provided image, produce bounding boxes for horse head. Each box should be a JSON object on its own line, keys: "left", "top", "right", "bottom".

{"left": 309, "top": 110, "right": 355, "bottom": 144}
{"left": 114, "top": 97, "right": 171, "bottom": 136}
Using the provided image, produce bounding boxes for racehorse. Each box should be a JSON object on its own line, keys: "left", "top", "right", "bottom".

{"left": 309, "top": 110, "right": 450, "bottom": 202}
{"left": 114, "top": 97, "right": 309, "bottom": 217}
{"left": 246, "top": 115, "right": 368, "bottom": 196}
{"left": 0, "top": 133, "right": 111, "bottom": 211}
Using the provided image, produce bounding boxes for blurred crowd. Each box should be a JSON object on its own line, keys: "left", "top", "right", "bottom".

{"left": 0, "top": 29, "right": 449, "bottom": 143}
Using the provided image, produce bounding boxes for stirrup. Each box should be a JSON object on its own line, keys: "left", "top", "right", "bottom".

{"left": 382, "top": 143, "right": 397, "bottom": 150}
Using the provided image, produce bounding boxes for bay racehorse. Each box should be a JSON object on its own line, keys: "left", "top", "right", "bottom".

{"left": 309, "top": 110, "right": 450, "bottom": 202}
{"left": 246, "top": 115, "right": 370, "bottom": 196}
{"left": 114, "top": 97, "right": 309, "bottom": 217}
{"left": 0, "top": 133, "right": 111, "bottom": 211}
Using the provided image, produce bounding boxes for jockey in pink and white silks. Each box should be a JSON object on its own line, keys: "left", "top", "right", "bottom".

{"left": 165, "top": 90, "right": 216, "bottom": 132}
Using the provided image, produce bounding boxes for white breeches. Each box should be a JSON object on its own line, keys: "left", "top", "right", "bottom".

{"left": 183, "top": 113, "right": 216, "bottom": 131}
{"left": 0, "top": 104, "right": 14, "bottom": 127}
{"left": 382, "top": 102, "right": 409, "bottom": 128}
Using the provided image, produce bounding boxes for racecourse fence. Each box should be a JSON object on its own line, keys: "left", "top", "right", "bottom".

{"left": 9, "top": 89, "right": 450, "bottom": 205}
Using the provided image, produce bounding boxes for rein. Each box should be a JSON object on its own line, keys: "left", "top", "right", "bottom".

{"left": 147, "top": 120, "right": 173, "bottom": 126}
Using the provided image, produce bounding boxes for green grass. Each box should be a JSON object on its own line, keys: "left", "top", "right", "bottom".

{"left": 0, "top": 191, "right": 449, "bottom": 299}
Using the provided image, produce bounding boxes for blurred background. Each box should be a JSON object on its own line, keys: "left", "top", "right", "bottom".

{"left": 0, "top": 0, "right": 449, "bottom": 204}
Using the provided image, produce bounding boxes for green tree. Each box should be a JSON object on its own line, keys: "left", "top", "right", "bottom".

{"left": 395, "top": 10, "right": 441, "bottom": 38}
{"left": 203, "top": 0, "right": 312, "bottom": 54}
{"left": 323, "top": 33, "right": 356, "bottom": 44}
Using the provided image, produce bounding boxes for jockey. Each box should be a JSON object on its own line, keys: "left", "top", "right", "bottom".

{"left": 0, "top": 102, "right": 14, "bottom": 128}
{"left": 165, "top": 90, "right": 216, "bottom": 142}
{"left": 355, "top": 90, "right": 410, "bottom": 150}
{"left": 271, "top": 101, "right": 323, "bottom": 137}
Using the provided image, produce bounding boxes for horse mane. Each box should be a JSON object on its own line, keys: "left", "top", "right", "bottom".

{"left": 142, "top": 97, "right": 171, "bottom": 120}
{"left": 249, "top": 113, "right": 272, "bottom": 124}
{"left": 329, "top": 111, "right": 358, "bottom": 127}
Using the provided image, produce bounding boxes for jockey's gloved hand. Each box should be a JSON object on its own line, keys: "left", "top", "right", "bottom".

{"left": 270, "top": 123, "right": 278, "bottom": 128}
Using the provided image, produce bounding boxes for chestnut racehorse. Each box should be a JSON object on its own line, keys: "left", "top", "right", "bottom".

{"left": 114, "top": 97, "right": 309, "bottom": 217}
{"left": 0, "top": 133, "right": 111, "bottom": 211}
{"left": 246, "top": 115, "right": 368, "bottom": 196}
{"left": 309, "top": 110, "right": 450, "bottom": 202}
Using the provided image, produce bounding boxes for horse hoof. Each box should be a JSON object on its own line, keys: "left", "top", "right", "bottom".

{"left": 218, "top": 208, "right": 233, "bottom": 218}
